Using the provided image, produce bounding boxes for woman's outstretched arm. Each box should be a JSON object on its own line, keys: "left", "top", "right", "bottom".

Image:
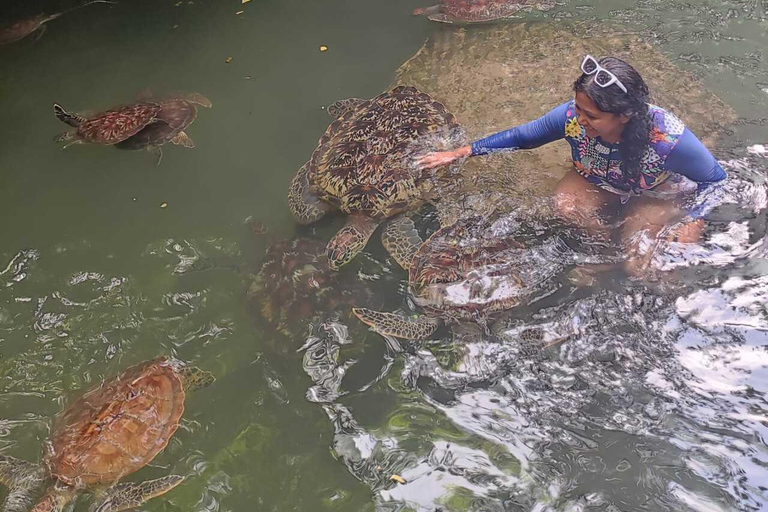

{"left": 470, "top": 101, "right": 570, "bottom": 155}
{"left": 416, "top": 101, "right": 570, "bottom": 169}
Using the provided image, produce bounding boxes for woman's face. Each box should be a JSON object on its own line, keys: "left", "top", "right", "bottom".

{"left": 574, "top": 91, "right": 629, "bottom": 143}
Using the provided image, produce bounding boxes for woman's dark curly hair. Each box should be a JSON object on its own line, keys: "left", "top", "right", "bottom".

{"left": 573, "top": 56, "right": 651, "bottom": 185}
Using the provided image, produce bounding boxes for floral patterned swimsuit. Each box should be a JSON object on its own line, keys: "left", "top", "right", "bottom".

{"left": 470, "top": 100, "right": 725, "bottom": 205}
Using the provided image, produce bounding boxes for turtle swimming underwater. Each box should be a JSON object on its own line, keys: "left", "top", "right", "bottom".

{"left": 0, "top": 357, "right": 214, "bottom": 512}
{"left": 353, "top": 213, "right": 570, "bottom": 340}
{"left": 115, "top": 93, "right": 212, "bottom": 164}
{"left": 413, "top": 0, "right": 555, "bottom": 24}
{"left": 248, "top": 236, "right": 377, "bottom": 336}
{"left": 0, "top": 1, "right": 114, "bottom": 45}
{"left": 54, "top": 102, "right": 163, "bottom": 147}
{"left": 288, "top": 85, "right": 463, "bottom": 270}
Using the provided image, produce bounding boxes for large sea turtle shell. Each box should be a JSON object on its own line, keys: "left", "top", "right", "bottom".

{"left": 311, "top": 85, "right": 459, "bottom": 219}
{"left": 354, "top": 213, "right": 570, "bottom": 339}
{"left": 45, "top": 357, "right": 185, "bottom": 487}
{"left": 288, "top": 85, "right": 463, "bottom": 269}
{"left": 410, "top": 215, "right": 566, "bottom": 320}
{"left": 414, "top": 0, "right": 555, "bottom": 23}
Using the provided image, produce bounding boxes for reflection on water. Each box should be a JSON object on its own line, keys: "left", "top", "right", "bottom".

{"left": 2, "top": 0, "right": 768, "bottom": 511}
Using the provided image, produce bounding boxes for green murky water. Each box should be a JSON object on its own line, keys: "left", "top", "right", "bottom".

{"left": 1, "top": 0, "right": 768, "bottom": 511}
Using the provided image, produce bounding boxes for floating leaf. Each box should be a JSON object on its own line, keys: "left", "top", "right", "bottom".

{"left": 319, "top": 45, "right": 328, "bottom": 52}
{"left": 160, "top": 202, "right": 168, "bottom": 208}
{"left": 389, "top": 474, "right": 406, "bottom": 484}
{"left": 225, "top": 56, "right": 233, "bottom": 64}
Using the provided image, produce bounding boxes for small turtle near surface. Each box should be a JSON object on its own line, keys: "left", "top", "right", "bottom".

{"left": 115, "top": 93, "right": 212, "bottom": 164}
{"left": 354, "top": 213, "right": 571, "bottom": 340}
{"left": 288, "top": 85, "right": 464, "bottom": 270}
{"left": 0, "top": 357, "right": 214, "bottom": 512}
{"left": 0, "top": 1, "right": 115, "bottom": 45}
{"left": 54, "top": 102, "right": 162, "bottom": 147}
{"left": 54, "top": 93, "right": 211, "bottom": 163}
{"left": 413, "top": 0, "right": 555, "bottom": 24}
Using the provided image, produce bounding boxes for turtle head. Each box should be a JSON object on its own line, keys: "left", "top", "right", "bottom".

{"left": 53, "top": 104, "right": 85, "bottom": 128}
{"left": 178, "top": 367, "right": 215, "bottom": 392}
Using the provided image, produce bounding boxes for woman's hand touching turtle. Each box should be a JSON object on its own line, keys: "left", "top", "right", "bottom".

{"left": 415, "top": 145, "right": 472, "bottom": 170}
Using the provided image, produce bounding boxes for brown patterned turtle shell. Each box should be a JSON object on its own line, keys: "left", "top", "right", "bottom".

{"left": 352, "top": 216, "right": 568, "bottom": 339}
{"left": 115, "top": 99, "right": 196, "bottom": 150}
{"left": 353, "top": 215, "right": 569, "bottom": 339}
{"left": 414, "top": 0, "right": 555, "bottom": 23}
{"left": 408, "top": 216, "right": 530, "bottom": 321}
{"left": 56, "top": 102, "right": 162, "bottom": 145}
{"left": 248, "top": 237, "right": 375, "bottom": 335}
{"left": 45, "top": 357, "right": 184, "bottom": 487}
{"left": 310, "top": 85, "right": 459, "bottom": 219}
{"left": 115, "top": 93, "right": 212, "bottom": 151}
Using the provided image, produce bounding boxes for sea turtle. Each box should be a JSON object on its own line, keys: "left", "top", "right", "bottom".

{"left": 288, "top": 85, "right": 463, "bottom": 270}
{"left": 413, "top": 0, "right": 555, "bottom": 24}
{"left": 115, "top": 93, "right": 212, "bottom": 164}
{"left": 54, "top": 102, "right": 163, "bottom": 147}
{"left": 0, "top": 1, "right": 114, "bottom": 45}
{"left": 0, "top": 357, "right": 214, "bottom": 512}
{"left": 248, "top": 236, "right": 377, "bottom": 336}
{"left": 353, "top": 213, "right": 570, "bottom": 339}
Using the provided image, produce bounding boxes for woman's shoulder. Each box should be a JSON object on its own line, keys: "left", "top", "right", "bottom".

{"left": 647, "top": 104, "right": 686, "bottom": 137}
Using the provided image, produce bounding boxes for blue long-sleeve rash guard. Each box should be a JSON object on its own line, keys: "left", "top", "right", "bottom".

{"left": 470, "top": 102, "right": 726, "bottom": 184}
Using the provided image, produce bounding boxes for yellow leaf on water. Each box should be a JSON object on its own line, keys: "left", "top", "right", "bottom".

{"left": 225, "top": 57, "right": 233, "bottom": 63}
{"left": 389, "top": 475, "right": 406, "bottom": 484}
{"left": 319, "top": 45, "right": 328, "bottom": 52}
{"left": 242, "top": 0, "right": 251, "bottom": 3}
{"left": 160, "top": 202, "right": 168, "bottom": 208}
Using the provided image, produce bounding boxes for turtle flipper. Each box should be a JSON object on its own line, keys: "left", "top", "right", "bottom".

{"left": 171, "top": 131, "right": 195, "bottom": 148}
{"left": 0, "top": 455, "right": 45, "bottom": 512}
{"left": 150, "top": 146, "right": 163, "bottom": 166}
{"left": 53, "top": 103, "right": 86, "bottom": 128}
{"left": 326, "top": 215, "right": 379, "bottom": 270}
{"left": 413, "top": 4, "right": 442, "bottom": 16}
{"left": 288, "top": 162, "right": 334, "bottom": 225}
{"left": 30, "top": 23, "right": 47, "bottom": 43}
{"left": 88, "top": 475, "right": 184, "bottom": 512}
{"left": 381, "top": 215, "right": 423, "bottom": 270}
{"left": 353, "top": 308, "right": 439, "bottom": 340}
{"left": 427, "top": 13, "right": 456, "bottom": 23}
{"left": 327, "top": 98, "right": 366, "bottom": 119}
{"left": 182, "top": 92, "right": 212, "bottom": 108}
{"left": 178, "top": 366, "right": 215, "bottom": 392}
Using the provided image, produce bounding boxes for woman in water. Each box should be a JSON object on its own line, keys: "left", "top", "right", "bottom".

{"left": 417, "top": 55, "right": 726, "bottom": 277}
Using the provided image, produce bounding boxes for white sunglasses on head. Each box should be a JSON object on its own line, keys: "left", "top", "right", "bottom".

{"left": 580, "top": 55, "right": 628, "bottom": 94}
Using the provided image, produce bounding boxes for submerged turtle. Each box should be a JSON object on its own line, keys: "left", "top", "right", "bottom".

{"left": 54, "top": 102, "right": 163, "bottom": 147}
{"left": 248, "top": 236, "right": 377, "bottom": 336}
{"left": 0, "top": 1, "right": 114, "bottom": 45}
{"left": 115, "top": 93, "right": 212, "bottom": 164}
{"left": 0, "top": 357, "right": 214, "bottom": 512}
{"left": 413, "top": 0, "right": 555, "bottom": 24}
{"left": 353, "top": 214, "right": 570, "bottom": 339}
{"left": 288, "top": 85, "right": 463, "bottom": 270}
